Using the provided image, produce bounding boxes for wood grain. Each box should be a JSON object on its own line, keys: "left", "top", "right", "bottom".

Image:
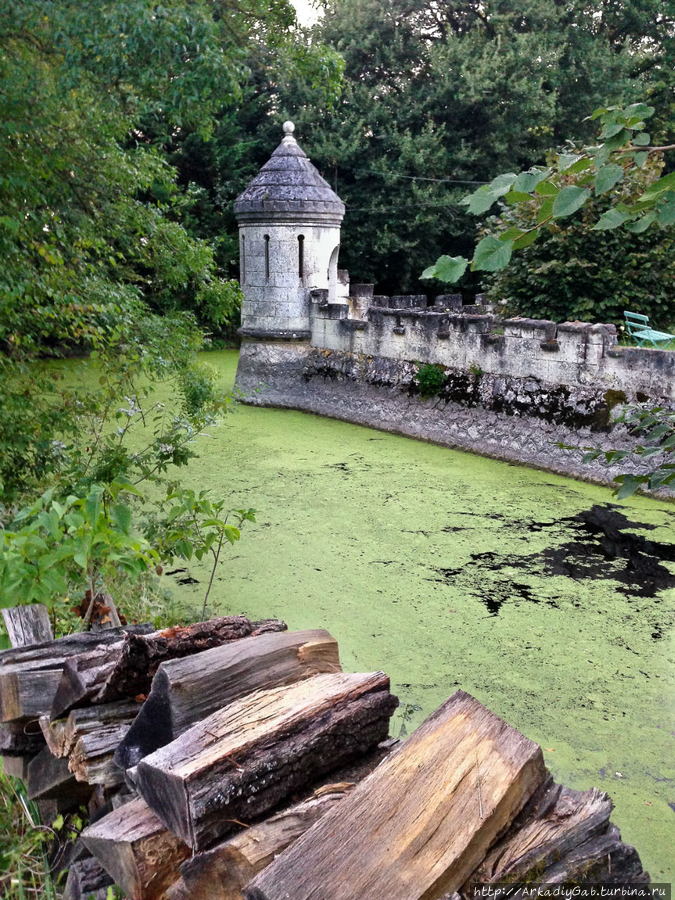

{"left": 136, "top": 671, "right": 397, "bottom": 850}
{"left": 180, "top": 784, "right": 355, "bottom": 900}
{"left": 2, "top": 605, "right": 53, "bottom": 647}
{"left": 26, "top": 745, "right": 93, "bottom": 807}
{"left": 0, "top": 625, "right": 152, "bottom": 723}
{"left": 115, "top": 628, "right": 341, "bottom": 770}
{"left": 81, "top": 796, "right": 190, "bottom": 900}
{"left": 244, "top": 690, "right": 546, "bottom": 900}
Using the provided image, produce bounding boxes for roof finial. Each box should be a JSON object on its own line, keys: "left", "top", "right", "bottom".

{"left": 281, "top": 120, "right": 297, "bottom": 146}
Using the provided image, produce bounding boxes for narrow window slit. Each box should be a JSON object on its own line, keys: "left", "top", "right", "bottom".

{"left": 298, "top": 234, "right": 305, "bottom": 278}
{"left": 264, "top": 234, "right": 270, "bottom": 281}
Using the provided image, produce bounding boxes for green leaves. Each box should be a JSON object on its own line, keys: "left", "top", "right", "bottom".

{"left": 594, "top": 164, "right": 624, "bottom": 195}
{"left": 421, "top": 256, "right": 468, "bottom": 283}
{"left": 592, "top": 208, "right": 629, "bottom": 230}
{"left": 552, "top": 186, "right": 591, "bottom": 219}
{"left": 472, "top": 236, "right": 513, "bottom": 272}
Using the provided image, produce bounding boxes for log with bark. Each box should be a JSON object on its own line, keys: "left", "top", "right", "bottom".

{"left": 0, "top": 624, "right": 152, "bottom": 722}
{"left": 115, "top": 628, "right": 341, "bottom": 770}
{"left": 243, "top": 690, "right": 547, "bottom": 900}
{"left": 81, "top": 796, "right": 191, "bottom": 900}
{"left": 2, "top": 604, "right": 53, "bottom": 647}
{"left": 50, "top": 615, "right": 280, "bottom": 719}
{"left": 62, "top": 854, "right": 115, "bottom": 900}
{"left": 135, "top": 670, "right": 397, "bottom": 850}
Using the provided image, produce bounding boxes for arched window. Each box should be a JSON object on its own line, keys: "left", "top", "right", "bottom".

{"left": 264, "top": 234, "right": 270, "bottom": 282}
{"left": 298, "top": 234, "right": 305, "bottom": 278}
{"left": 328, "top": 245, "right": 340, "bottom": 301}
{"left": 241, "top": 234, "right": 246, "bottom": 285}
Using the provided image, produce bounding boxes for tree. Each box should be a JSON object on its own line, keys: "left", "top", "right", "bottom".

{"left": 479, "top": 155, "right": 675, "bottom": 327}
{"left": 269, "top": 0, "right": 674, "bottom": 293}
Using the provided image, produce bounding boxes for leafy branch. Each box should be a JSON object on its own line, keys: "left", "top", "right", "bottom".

{"left": 422, "top": 102, "right": 675, "bottom": 284}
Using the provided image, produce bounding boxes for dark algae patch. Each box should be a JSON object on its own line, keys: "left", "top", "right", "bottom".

{"left": 138, "top": 351, "right": 675, "bottom": 883}
{"left": 433, "top": 504, "right": 675, "bottom": 619}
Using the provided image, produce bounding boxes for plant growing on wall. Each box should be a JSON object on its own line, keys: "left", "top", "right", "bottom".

{"left": 413, "top": 363, "right": 447, "bottom": 398}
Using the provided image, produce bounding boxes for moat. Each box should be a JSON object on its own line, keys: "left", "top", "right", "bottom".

{"left": 166, "top": 350, "right": 675, "bottom": 881}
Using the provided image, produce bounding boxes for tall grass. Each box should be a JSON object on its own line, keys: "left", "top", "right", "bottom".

{"left": 0, "top": 773, "right": 58, "bottom": 900}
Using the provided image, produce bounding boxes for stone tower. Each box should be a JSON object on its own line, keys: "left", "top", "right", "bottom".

{"left": 234, "top": 121, "right": 345, "bottom": 339}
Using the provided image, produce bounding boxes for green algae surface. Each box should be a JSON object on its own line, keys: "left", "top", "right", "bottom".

{"left": 162, "top": 350, "right": 674, "bottom": 880}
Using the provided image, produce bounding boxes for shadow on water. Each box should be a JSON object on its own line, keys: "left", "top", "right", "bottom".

{"left": 431, "top": 504, "right": 675, "bottom": 631}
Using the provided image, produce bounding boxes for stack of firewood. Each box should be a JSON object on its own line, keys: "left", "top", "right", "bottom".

{"left": 1, "top": 603, "right": 650, "bottom": 900}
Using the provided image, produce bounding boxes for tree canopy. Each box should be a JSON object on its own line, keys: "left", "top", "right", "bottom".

{"left": 262, "top": 0, "right": 675, "bottom": 293}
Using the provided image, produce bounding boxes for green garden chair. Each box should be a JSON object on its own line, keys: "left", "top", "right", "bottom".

{"left": 623, "top": 311, "right": 675, "bottom": 349}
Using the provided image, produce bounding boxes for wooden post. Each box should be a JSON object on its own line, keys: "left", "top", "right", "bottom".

{"left": 2, "top": 605, "right": 53, "bottom": 647}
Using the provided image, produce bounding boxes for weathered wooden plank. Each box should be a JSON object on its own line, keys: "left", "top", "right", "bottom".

{"left": 0, "top": 625, "right": 152, "bottom": 722}
{"left": 115, "top": 628, "right": 341, "bottom": 770}
{"left": 0, "top": 719, "right": 46, "bottom": 756}
{"left": 463, "top": 776, "right": 614, "bottom": 888}
{"left": 81, "top": 796, "right": 190, "bottom": 900}
{"left": 50, "top": 616, "right": 257, "bottom": 718}
{"left": 180, "top": 784, "right": 356, "bottom": 900}
{"left": 26, "top": 745, "right": 93, "bottom": 807}
{"left": 62, "top": 854, "right": 115, "bottom": 900}
{"left": 2, "top": 604, "right": 53, "bottom": 647}
{"left": 244, "top": 690, "right": 547, "bottom": 900}
{"left": 136, "top": 671, "right": 397, "bottom": 850}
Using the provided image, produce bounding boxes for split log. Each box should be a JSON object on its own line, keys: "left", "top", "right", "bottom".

{"left": 70, "top": 726, "right": 134, "bottom": 786}
{"left": 136, "top": 671, "right": 397, "bottom": 850}
{"left": 115, "top": 628, "right": 341, "bottom": 769}
{"left": 50, "top": 615, "right": 259, "bottom": 718}
{"left": 81, "top": 796, "right": 190, "bottom": 900}
{"left": 0, "top": 719, "right": 45, "bottom": 756}
{"left": 41, "top": 700, "right": 140, "bottom": 759}
{"left": 26, "top": 745, "right": 93, "bottom": 807}
{"left": 462, "top": 775, "right": 613, "bottom": 887}
{"left": 2, "top": 604, "right": 53, "bottom": 647}
{"left": 243, "top": 690, "right": 546, "bottom": 900}
{"left": 62, "top": 854, "right": 115, "bottom": 900}
{"left": 0, "top": 624, "right": 152, "bottom": 722}
{"left": 180, "top": 784, "right": 356, "bottom": 900}
{"left": 540, "top": 823, "right": 649, "bottom": 883}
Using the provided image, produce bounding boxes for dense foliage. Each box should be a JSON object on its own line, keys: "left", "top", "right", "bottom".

{"left": 0, "top": 0, "right": 341, "bottom": 631}
{"left": 266, "top": 0, "right": 675, "bottom": 293}
{"left": 482, "top": 156, "right": 675, "bottom": 327}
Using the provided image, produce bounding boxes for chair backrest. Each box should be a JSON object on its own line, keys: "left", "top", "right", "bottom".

{"left": 624, "top": 311, "right": 649, "bottom": 333}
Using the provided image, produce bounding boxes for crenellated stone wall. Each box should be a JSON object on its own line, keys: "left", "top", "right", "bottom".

{"left": 235, "top": 289, "right": 675, "bottom": 488}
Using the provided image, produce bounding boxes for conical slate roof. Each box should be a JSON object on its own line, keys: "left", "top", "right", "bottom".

{"left": 234, "top": 122, "right": 345, "bottom": 224}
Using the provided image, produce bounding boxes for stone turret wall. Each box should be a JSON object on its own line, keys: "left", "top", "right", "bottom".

{"left": 235, "top": 287, "right": 675, "bottom": 489}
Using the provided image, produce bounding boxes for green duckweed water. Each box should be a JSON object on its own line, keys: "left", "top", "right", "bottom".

{"left": 163, "top": 351, "right": 674, "bottom": 879}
